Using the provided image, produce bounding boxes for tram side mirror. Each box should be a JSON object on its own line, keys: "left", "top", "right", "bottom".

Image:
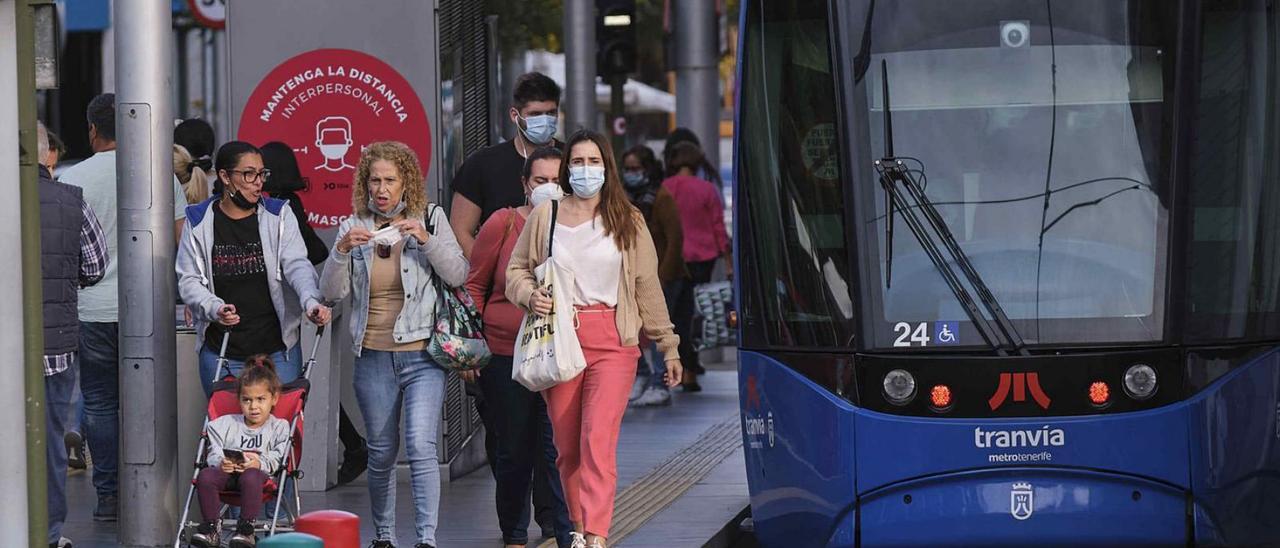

{"left": 1000, "top": 20, "right": 1031, "bottom": 49}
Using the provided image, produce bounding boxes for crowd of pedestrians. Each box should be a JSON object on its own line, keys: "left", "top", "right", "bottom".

{"left": 34, "top": 71, "right": 730, "bottom": 548}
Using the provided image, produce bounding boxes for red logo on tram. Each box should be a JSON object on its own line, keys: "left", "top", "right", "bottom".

{"left": 988, "top": 372, "right": 1052, "bottom": 410}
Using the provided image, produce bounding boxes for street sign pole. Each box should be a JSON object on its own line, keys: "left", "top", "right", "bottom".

{"left": 610, "top": 74, "right": 625, "bottom": 157}
{"left": 114, "top": 0, "right": 179, "bottom": 545}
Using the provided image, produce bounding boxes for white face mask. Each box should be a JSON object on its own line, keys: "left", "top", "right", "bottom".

{"left": 568, "top": 166, "right": 606, "bottom": 198}
{"left": 369, "top": 224, "right": 403, "bottom": 246}
{"left": 529, "top": 183, "right": 565, "bottom": 208}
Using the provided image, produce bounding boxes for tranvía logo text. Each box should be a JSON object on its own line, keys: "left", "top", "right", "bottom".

{"left": 974, "top": 426, "right": 1065, "bottom": 448}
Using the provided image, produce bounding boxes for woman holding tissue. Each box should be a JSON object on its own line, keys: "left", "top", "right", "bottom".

{"left": 506, "top": 130, "right": 683, "bottom": 548}
{"left": 320, "top": 141, "right": 468, "bottom": 548}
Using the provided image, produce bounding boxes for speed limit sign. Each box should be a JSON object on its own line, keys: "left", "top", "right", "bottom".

{"left": 187, "top": 0, "right": 226, "bottom": 29}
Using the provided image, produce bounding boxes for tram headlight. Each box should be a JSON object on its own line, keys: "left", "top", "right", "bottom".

{"left": 882, "top": 369, "right": 916, "bottom": 406}
{"left": 1123, "top": 364, "right": 1158, "bottom": 400}
{"left": 1000, "top": 20, "right": 1031, "bottom": 48}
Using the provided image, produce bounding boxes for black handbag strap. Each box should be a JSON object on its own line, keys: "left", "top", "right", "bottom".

{"left": 547, "top": 200, "right": 559, "bottom": 259}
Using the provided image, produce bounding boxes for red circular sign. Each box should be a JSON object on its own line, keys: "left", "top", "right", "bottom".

{"left": 238, "top": 49, "right": 432, "bottom": 228}
{"left": 186, "top": 0, "right": 225, "bottom": 30}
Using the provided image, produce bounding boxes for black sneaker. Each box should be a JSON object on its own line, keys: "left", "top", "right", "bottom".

{"left": 338, "top": 444, "right": 368, "bottom": 485}
{"left": 64, "top": 431, "right": 86, "bottom": 471}
{"left": 414, "top": 544, "right": 435, "bottom": 548}
{"left": 368, "top": 540, "right": 395, "bottom": 548}
{"left": 228, "top": 519, "right": 257, "bottom": 548}
{"left": 92, "top": 495, "right": 117, "bottom": 522}
{"left": 189, "top": 522, "right": 219, "bottom": 548}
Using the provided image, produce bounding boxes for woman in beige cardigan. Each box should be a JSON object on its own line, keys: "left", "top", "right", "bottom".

{"left": 506, "top": 129, "right": 683, "bottom": 548}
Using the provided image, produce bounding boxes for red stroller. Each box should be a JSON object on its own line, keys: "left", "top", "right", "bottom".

{"left": 173, "top": 326, "right": 325, "bottom": 547}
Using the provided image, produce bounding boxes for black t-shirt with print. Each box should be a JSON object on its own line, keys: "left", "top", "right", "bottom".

{"left": 204, "top": 204, "right": 285, "bottom": 359}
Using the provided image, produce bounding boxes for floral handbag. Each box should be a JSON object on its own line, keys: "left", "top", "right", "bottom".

{"left": 425, "top": 205, "right": 491, "bottom": 372}
{"left": 427, "top": 274, "right": 492, "bottom": 372}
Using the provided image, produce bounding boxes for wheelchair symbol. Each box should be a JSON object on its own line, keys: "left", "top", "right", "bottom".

{"left": 935, "top": 321, "right": 959, "bottom": 345}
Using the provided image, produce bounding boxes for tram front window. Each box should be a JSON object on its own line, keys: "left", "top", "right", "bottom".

{"left": 842, "top": 1, "right": 1176, "bottom": 348}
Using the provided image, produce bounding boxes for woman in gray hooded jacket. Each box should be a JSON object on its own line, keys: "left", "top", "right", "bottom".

{"left": 177, "top": 141, "right": 332, "bottom": 395}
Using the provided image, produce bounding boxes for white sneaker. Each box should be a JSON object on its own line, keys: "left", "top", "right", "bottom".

{"left": 627, "top": 377, "right": 647, "bottom": 401}
{"left": 569, "top": 531, "right": 587, "bottom": 548}
{"left": 630, "top": 386, "right": 672, "bottom": 407}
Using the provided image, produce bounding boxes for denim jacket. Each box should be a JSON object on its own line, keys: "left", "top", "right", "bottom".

{"left": 320, "top": 205, "right": 468, "bottom": 356}
{"left": 176, "top": 197, "right": 322, "bottom": 351}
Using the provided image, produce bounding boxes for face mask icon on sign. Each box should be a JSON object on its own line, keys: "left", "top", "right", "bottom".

{"left": 315, "top": 116, "right": 356, "bottom": 172}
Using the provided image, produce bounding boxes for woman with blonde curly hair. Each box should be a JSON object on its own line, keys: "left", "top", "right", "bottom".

{"left": 320, "top": 141, "right": 467, "bottom": 548}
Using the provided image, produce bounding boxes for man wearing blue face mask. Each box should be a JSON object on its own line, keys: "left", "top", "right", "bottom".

{"left": 449, "top": 71, "right": 567, "bottom": 544}
{"left": 451, "top": 72, "right": 563, "bottom": 260}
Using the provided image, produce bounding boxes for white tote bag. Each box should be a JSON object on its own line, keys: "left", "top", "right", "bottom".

{"left": 513, "top": 202, "right": 588, "bottom": 391}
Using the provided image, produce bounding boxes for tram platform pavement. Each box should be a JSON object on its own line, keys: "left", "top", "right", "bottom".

{"left": 62, "top": 350, "right": 747, "bottom": 547}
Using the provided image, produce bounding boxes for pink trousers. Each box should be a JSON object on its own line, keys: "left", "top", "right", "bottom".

{"left": 543, "top": 306, "right": 641, "bottom": 537}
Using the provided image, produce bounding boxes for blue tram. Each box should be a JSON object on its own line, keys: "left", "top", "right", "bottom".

{"left": 733, "top": 0, "right": 1280, "bottom": 545}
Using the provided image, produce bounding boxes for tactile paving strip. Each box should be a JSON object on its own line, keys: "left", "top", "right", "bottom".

{"left": 539, "top": 414, "right": 743, "bottom": 547}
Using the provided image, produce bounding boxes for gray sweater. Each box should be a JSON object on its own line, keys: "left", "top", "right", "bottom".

{"left": 205, "top": 414, "right": 292, "bottom": 475}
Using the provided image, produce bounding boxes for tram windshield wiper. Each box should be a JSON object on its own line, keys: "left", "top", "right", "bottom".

{"left": 875, "top": 60, "right": 1029, "bottom": 356}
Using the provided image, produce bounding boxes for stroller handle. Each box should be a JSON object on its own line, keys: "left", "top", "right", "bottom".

{"left": 301, "top": 324, "right": 327, "bottom": 380}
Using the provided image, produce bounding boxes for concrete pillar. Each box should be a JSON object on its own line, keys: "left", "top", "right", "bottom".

{"left": 114, "top": 0, "right": 179, "bottom": 545}
{"left": 0, "top": 2, "right": 32, "bottom": 545}
{"left": 673, "top": 0, "right": 720, "bottom": 171}
{"left": 563, "top": 0, "right": 596, "bottom": 133}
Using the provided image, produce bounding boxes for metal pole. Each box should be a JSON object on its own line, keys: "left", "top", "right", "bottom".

{"left": 610, "top": 74, "right": 625, "bottom": 158}
{"left": 563, "top": 0, "right": 596, "bottom": 133}
{"left": 673, "top": 0, "right": 719, "bottom": 175}
{"left": 18, "top": 0, "right": 51, "bottom": 544}
{"left": 114, "top": 0, "right": 178, "bottom": 545}
{"left": 3, "top": 1, "right": 37, "bottom": 545}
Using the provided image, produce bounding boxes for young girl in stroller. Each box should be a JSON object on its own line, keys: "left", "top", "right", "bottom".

{"left": 190, "top": 355, "right": 292, "bottom": 548}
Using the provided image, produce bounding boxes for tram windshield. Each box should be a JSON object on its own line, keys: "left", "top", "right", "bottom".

{"left": 844, "top": 0, "right": 1175, "bottom": 348}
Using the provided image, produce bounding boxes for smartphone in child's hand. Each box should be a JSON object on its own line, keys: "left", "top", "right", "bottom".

{"left": 223, "top": 448, "right": 245, "bottom": 464}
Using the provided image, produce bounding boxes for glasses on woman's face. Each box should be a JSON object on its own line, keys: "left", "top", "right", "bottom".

{"left": 231, "top": 169, "right": 271, "bottom": 184}
{"left": 376, "top": 223, "right": 392, "bottom": 259}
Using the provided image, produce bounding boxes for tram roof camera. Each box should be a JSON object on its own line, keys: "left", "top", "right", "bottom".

{"left": 1001, "top": 20, "right": 1031, "bottom": 48}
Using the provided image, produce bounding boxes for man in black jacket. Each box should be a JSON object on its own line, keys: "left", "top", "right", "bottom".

{"left": 37, "top": 120, "right": 110, "bottom": 548}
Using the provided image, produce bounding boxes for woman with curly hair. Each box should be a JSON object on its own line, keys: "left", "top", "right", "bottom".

{"left": 320, "top": 141, "right": 467, "bottom": 548}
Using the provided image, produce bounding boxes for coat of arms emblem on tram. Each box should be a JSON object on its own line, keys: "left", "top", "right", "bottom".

{"left": 1010, "top": 482, "right": 1034, "bottom": 520}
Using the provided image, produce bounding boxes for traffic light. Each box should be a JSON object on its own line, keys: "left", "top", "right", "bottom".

{"left": 597, "top": 0, "right": 636, "bottom": 80}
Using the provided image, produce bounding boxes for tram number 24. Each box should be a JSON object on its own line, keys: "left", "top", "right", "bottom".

{"left": 892, "top": 321, "right": 959, "bottom": 347}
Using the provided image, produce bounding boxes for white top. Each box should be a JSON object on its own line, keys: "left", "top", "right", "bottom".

{"left": 553, "top": 217, "right": 621, "bottom": 307}
{"left": 60, "top": 150, "right": 189, "bottom": 322}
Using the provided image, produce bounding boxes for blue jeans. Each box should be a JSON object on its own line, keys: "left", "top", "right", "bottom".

{"left": 78, "top": 322, "right": 118, "bottom": 499}
{"left": 198, "top": 344, "right": 302, "bottom": 396}
{"left": 477, "top": 355, "right": 573, "bottom": 547}
{"left": 636, "top": 279, "right": 685, "bottom": 389}
{"left": 45, "top": 363, "right": 76, "bottom": 544}
{"left": 354, "top": 349, "right": 446, "bottom": 546}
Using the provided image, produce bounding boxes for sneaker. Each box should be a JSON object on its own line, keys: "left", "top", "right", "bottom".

{"left": 92, "top": 495, "right": 117, "bottom": 522}
{"left": 189, "top": 522, "right": 219, "bottom": 548}
{"left": 228, "top": 519, "right": 256, "bottom": 548}
{"left": 627, "top": 376, "right": 647, "bottom": 401}
{"left": 49, "top": 537, "right": 72, "bottom": 548}
{"left": 569, "top": 532, "right": 587, "bottom": 548}
{"left": 413, "top": 544, "right": 436, "bottom": 548}
{"left": 368, "top": 540, "right": 396, "bottom": 548}
{"left": 337, "top": 443, "right": 368, "bottom": 485}
{"left": 630, "top": 386, "right": 672, "bottom": 407}
{"left": 64, "top": 431, "right": 86, "bottom": 471}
